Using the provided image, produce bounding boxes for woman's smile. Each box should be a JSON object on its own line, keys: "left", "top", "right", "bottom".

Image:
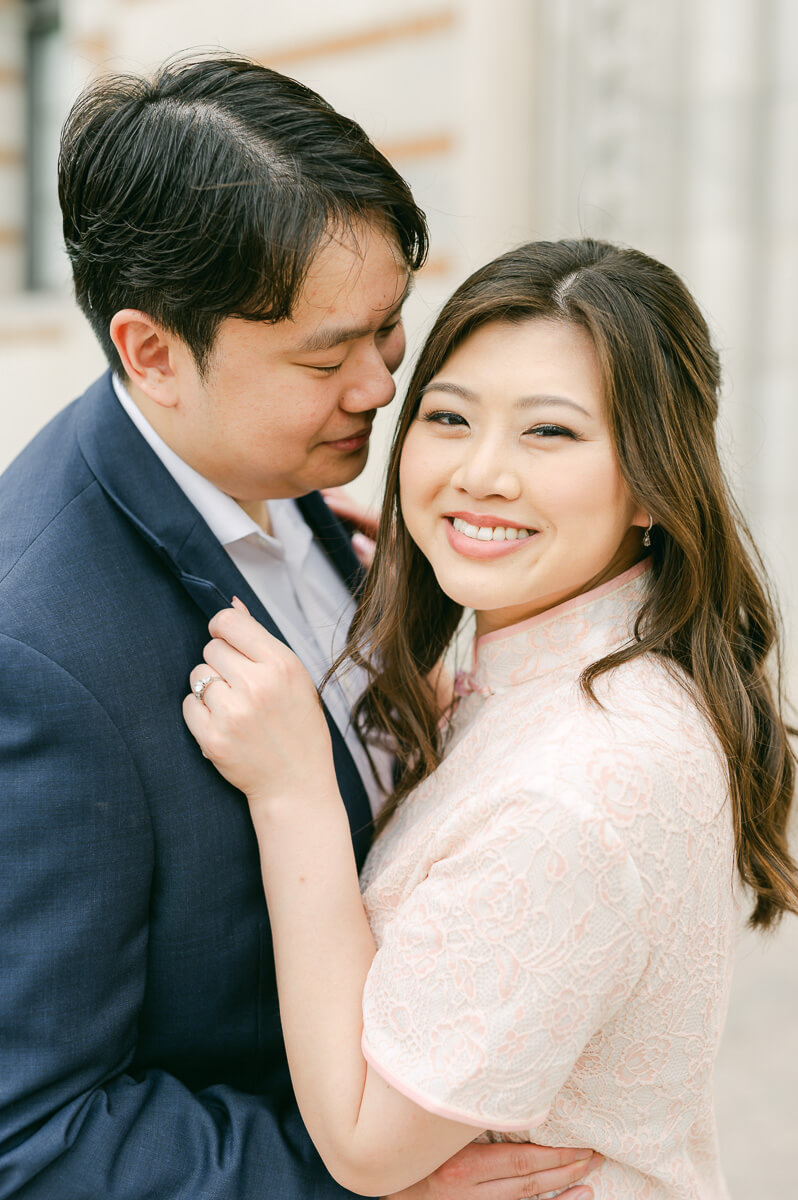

{"left": 444, "top": 513, "right": 540, "bottom": 558}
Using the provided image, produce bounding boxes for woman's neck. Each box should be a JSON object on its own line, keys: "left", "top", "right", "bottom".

{"left": 474, "top": 543, "right": 647, "bottom": 639}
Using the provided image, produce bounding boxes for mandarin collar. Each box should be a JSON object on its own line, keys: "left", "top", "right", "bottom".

{"left": 456, "top": 560, "right": 652, "bottom": 697}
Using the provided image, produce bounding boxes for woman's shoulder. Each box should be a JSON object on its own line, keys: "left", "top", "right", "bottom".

{"left": 589, "top": 650, "right": 722, "bottom": 766}
{"left": 485, "top": 651, "right": 729, "bottom": 828}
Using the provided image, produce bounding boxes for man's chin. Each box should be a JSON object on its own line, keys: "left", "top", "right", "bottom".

{"left": 269, "top": 445, "right": 370, "bottom": 498}
{"left": 318, "top": 447, "right": 370, "bottom": 490}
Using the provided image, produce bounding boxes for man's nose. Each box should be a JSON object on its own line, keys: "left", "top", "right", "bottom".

{"left": 451, "top": 437, "right": 522, "bottom": 501}
{"left": 340, "top": 345, "right": 397, "bottom": 412}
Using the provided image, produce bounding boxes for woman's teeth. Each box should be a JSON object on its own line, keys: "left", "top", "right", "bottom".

{"left": 451, "top": 517, "right": 533, "bottom": 542}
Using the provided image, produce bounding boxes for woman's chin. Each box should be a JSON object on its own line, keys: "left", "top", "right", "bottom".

{"left": 429, "top": 571, "right": 485, "bottom": 612}
{"left": 429, "top": 566, "right": 530, "bottom": 618}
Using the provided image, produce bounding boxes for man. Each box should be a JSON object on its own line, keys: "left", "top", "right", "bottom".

{"left": 0, "top": 56, "right": 597, "bottom": 1199}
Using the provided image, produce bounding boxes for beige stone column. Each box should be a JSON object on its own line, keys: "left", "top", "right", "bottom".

{"left": 453, "top": 0, "right": 539, "bottom": 272}
{"left": 749, "top": 0, "right": 798, "bottom": 683}
{"left": 0, "top": 0, "right": 25, "bottom": 295}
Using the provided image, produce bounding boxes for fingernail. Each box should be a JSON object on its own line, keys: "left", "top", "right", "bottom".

{"left": 574, "top": 1149, "right": 593, "bottom": 1161}
{"left": 586, "top": 1152, "right": 604, "bottom": 1172}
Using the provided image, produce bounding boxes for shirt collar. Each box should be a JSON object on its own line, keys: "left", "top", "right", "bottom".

{"left": 458, "top": 560, "right": 652, "bottom": 695}
{"left": 112, "top": 373, "right": 269, "bottom": 550}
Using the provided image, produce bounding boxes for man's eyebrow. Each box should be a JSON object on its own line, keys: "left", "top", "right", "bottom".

{"left": 420, "top": 380, "right": 591, "bottom": 418}
{"left": 297, "top": 277, "right": 413, "bottom": 354}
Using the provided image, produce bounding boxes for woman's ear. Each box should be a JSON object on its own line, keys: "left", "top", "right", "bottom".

{"left": 630, "top": 505, "right": 652, "bottom": 531}
{"left": 631, "top": 509, "right": 654, "bottom": 548}
{"left": 109, "top": 310, "right": 180, "bottom": 409}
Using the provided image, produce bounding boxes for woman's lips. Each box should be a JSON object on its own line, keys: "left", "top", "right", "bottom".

{"left": 447, "top": 511, "right": 532, "bottom": 531}
{"left": 444, "top": 516, "right": 539, "bottom": 559}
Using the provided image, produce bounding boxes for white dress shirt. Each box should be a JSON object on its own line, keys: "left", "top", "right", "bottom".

{"left": 112, "top": 374, "right": 389, "bottom": 815}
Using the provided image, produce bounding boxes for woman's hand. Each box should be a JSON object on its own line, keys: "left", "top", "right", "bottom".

{"left": 183, "top": 600, "right": 340, "bottom": 813}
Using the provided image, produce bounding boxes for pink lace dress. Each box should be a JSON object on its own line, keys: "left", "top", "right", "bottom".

{"left": 359, "top": 562, "right": 735, "bottom": 1198}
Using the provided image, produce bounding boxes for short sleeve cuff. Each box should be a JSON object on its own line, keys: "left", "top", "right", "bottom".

{"left": 361, "top": 1028, "right": 550, "bottom": 1132}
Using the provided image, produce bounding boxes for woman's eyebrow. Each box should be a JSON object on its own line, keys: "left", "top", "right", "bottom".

{"left": 420, "top": 380, "right": 590, "bottom": 418}
{"left": 517, "top": 394, "right": 591, "bottom": 418}
{"left": 419, "top": 381, "right": 477, "bottom": 400}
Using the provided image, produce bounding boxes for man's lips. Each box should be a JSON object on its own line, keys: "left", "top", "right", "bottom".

{"left": 324, "top": 426, "right": 373, "bottom": 451}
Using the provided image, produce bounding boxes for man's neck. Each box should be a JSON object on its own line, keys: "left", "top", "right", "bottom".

{"left": 236, "top": 498, "right": 272, "bottom": 536}
{"left": 118, "top": 375, "right": 273, "bottom": 537}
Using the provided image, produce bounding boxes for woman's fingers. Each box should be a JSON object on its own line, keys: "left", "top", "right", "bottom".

{"left": 201, "top": 637, "right": 250, "bottom": 690}
{"left": 205, "top": 611, "right": 314, "bottom": 713}
{"left": 182, "top": 687, "right": 214, "bottom": 745}
{"left": 208, "top": 605, "right": 290, "bottom": 664}
{"left": 183, "top": 606, "right": 333, "bottom": 802}
{"left": 188, "top": 663, "right": 231, "bottom": 712}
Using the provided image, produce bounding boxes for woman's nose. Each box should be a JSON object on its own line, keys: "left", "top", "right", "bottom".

{"left": 451, "top": 438, "right": 522, "bottom": 500}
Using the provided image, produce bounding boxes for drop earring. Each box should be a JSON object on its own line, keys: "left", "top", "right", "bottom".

{"left": 642, "top": 514, "right": 653, "bottom": 548}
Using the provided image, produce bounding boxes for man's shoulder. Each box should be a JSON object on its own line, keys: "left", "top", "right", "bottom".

{"left": 0, "top": 374, "right": 141, "bottom": 621}
{"left": 0, "top": 377, "right": 103, "bottom": 543}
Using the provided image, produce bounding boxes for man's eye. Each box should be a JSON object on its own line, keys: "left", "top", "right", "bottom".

{"left": 422, "top": 410, "right": 468, "bottom": 427}
{"left": 310, "top": 362, "right": 343, "bottom": 375}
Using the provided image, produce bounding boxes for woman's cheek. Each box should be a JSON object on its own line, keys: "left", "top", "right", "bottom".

{"left": 399, "top": 429, "right": 432, "bottom": 499}
{"left": 543, "top": 448, "right": 613, "bottom": 518}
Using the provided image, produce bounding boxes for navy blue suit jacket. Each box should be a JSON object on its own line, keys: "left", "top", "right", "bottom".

{"left": 0, "top": 373, "right": 375, "bottom": 1198}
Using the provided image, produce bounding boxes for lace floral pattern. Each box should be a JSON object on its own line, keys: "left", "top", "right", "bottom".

{"left": 360, "top": 563, "right": 736, "bottom": 1198}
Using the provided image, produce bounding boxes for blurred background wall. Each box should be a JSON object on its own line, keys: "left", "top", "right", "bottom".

{"left": 0, "top": 0, "right": 795, "bottom": 1190}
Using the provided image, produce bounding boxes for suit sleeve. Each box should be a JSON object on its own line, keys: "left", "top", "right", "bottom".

{"left": 0, "top": 634, "right": 360, "bottom": 1199}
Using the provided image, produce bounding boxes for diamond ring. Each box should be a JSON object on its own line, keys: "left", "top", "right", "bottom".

{"left": 192, "top": 674, "right": 223, "bottom": 705}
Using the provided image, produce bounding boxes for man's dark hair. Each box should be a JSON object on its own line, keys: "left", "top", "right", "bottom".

{"left": 58, "top": 54, "right": 429, "bottom": 375}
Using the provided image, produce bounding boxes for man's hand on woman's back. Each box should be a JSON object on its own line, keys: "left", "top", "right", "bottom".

{"left": 387, "top": 1140, "right": 601, "bottom": 1200}
{"left": 322, "top": 487, "right": 379, "bottom": 567}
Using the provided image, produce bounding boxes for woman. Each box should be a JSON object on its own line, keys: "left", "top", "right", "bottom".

{"left": 184, "top": 239, "right": 797, "bottom": 1197}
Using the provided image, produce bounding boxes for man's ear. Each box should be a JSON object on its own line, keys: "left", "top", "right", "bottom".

{"left": 109, "top": 310, "right": 180, "bottom": 408}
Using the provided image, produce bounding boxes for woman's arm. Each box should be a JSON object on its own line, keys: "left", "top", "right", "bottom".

{"left": 183, "top": 606, "right": 477, "bottom": 1195}
{"left": 254, "top": 784, "right": 479, "bottom": 1194}
{"left": 183, "top": 605, "right": 600, "bottom": 1197}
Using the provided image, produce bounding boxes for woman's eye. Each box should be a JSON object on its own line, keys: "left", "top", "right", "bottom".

{"left": 422, "top": 409, "right": 469, "bottom": 428}
{"left": 377, "top": 321, "right": 401, "bottom": 340}
{"left": 526, "top": 423, "right": 575, "bottom": 439}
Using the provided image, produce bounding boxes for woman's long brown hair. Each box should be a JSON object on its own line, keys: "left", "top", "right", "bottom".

{"left": 340, "top": 238, "right": 797, "bottom": 930}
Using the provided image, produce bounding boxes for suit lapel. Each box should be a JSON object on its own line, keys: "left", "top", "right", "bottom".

{"left": 76, "top": 373, "right": 373, "bottom": 864}
{"left": 295, "top": 490, "right": 366, "bottom": 596}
